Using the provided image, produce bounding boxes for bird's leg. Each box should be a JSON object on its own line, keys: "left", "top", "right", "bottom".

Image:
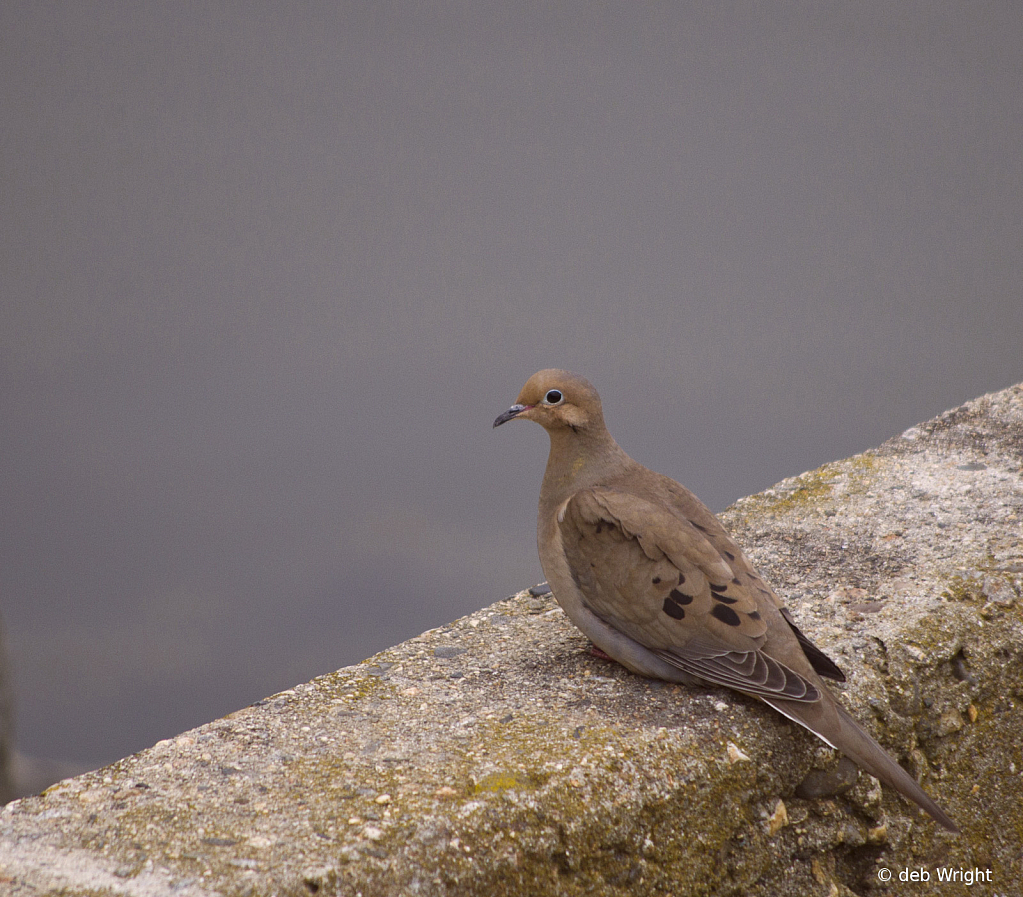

{"left": 588, "top": 644, "right": 616, "bottom": 662}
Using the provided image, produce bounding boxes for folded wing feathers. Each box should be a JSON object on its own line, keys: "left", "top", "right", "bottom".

{"left": 656, "top": 647, "right": 822, "bottom": 702}
{"left": 566, "top": 488, "right": 823, "bottom": 704}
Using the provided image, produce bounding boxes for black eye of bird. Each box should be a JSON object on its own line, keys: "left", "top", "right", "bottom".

{"left": 544, "top": 389, "right": 563, "bottom": 405}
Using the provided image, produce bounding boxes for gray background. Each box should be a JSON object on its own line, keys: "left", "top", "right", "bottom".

{"left": 2, "top": 2, "right": 1021, "bottom": 772}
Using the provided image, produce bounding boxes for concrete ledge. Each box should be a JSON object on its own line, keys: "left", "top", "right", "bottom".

{"left": 3, "top": 385, "right": 1022, "bottom": 896}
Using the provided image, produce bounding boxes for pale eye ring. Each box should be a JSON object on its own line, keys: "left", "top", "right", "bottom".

{"left": 543, "top": 389, "right": 564, "bottom": 405}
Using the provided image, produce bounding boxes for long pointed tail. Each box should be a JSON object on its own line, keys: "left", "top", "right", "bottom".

{"left": 763, "top": 696, "right": 959, "bottom": 832}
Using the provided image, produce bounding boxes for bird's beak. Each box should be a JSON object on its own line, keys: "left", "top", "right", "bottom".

{"left": 493, "top": 403, "right": 530, "bottom": 428}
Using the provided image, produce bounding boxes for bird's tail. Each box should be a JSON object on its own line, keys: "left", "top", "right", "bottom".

{"left": 762, "top": 695, "right": 959, "bottom": 832}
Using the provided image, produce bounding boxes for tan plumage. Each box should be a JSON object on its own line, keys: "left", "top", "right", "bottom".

{"left": 494, "top": 369, "right": 957, "bottom": 832}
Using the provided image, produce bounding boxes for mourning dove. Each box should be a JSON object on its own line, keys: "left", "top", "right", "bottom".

{"left": 494, "top": 369, "right": 957, "bottom": 832}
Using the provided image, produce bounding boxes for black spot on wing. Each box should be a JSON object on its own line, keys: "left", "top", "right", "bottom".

{"left": 710, "top": 604, "right": 742, "bottom": 627}
{"left": 662, "top": 596, "right": 686, "bottom": 620}
{"left": 669, "top": 588, "right": 693, "bottom": 605}
{"left": 709, "top": 583, "right": 738, "bottom": 604}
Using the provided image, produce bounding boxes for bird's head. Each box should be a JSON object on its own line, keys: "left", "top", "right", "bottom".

{"left": 493, "top": 369, "right": 605, "bottom": 435}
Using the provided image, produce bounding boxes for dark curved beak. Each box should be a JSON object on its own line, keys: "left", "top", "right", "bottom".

{"left": 493, "top": 403, "right": 529, "bottom": 428}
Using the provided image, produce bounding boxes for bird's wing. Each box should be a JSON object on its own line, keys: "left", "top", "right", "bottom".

{"left": 557, "top": 487, "right": 821, "bottom": 702}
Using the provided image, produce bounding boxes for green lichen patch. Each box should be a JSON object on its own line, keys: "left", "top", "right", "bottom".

{"left": 940, "top": 574, "right": 984, "bottom": 604}
{"left": 732, "top": 453, "right": 883, "bottom": 521}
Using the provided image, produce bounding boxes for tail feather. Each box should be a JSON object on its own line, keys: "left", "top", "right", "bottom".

{"left": 762, "top": 695, "right": 959, "bottom": 833}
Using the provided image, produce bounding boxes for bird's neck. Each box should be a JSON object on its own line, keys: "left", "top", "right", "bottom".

{"left": 539, "top": 427, "right": 631, "bottom": 512}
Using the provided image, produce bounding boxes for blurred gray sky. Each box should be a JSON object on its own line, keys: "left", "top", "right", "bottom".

{"left": 2, "top": 2, "right": 1021, "bottom": 770}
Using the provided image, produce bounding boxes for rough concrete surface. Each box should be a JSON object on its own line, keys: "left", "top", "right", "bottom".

{"left": 2, "top": 384, "right": 1022, "bottom": 896}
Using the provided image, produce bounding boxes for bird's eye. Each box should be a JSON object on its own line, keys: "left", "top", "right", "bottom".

{"left": 544, "top": 389, "right": 564, "bottom": 405}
